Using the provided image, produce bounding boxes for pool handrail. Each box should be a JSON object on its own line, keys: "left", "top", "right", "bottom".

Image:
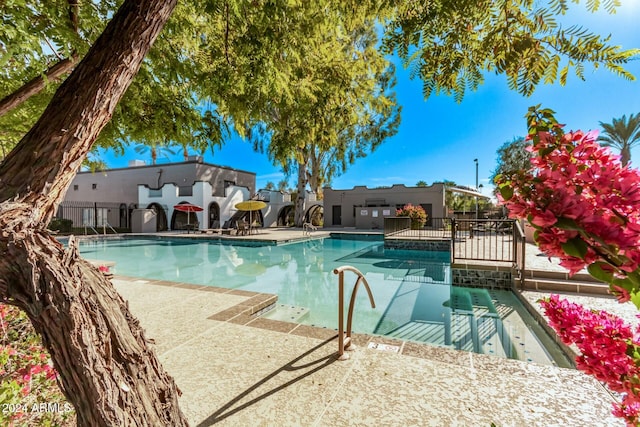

{"left": 333, "top": 265, "right": 376, "bottom": 361}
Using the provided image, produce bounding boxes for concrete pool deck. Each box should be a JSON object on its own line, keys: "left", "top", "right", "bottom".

{"left": 100, "top": 228, "right": 631, "bottom": 426}
{"left": 113, "top": 276, "right": 623, "bottom": 426}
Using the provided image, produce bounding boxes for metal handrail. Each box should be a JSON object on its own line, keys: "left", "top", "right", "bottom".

{"left": 333, "top": 265, "right": 376, "bottom": 361}
{"left": 103, "top": 222, "right": 118, "bottom": 235}
{"left": 84, "top": 225, "right": 99, "bottom": 235}
{"left": 513, "top": 220, "right": 527, "bottom": 288}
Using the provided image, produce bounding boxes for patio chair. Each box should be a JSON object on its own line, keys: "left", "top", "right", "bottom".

{"left": 249, "top": 220, "right": 261, "bottom": 235}
{"left": 236, "top": 220, "right": 248, "bottom": 236}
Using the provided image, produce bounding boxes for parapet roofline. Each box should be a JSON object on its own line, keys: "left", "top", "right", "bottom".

{"left": 77, "top": 160, "right": 256, "bottom": 176}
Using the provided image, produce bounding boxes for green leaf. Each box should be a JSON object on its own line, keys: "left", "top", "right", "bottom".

{"left": 631, "top": 291, "right": 640, "bottom": 310}
{"left": 539, "top": 146, "right": 555, "bottom": 156}
{"left": 561, "top": 237, "right": 588, "bottom": 259}
{"left": 587, "top": 262, "right": 614, "bottom": 284}
{"left": 499, "top": 185, "right": 514, "bottom": 201}
{"left": 555, "top": 217, "right": 582, "bottom": 231}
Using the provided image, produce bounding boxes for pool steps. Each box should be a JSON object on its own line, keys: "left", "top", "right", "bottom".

{"left": 262, "top": 304, "right": 310, "bottom": 323}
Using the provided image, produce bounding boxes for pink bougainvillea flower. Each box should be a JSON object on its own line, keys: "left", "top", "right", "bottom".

{"left": 611, "top": 285, "right": 632, "bottom": 303}
{"left": 530, "top": 209, "right": 558, "bottom": 227}
{"left": 540, "top": 295, "right": 640, "bottom": 424}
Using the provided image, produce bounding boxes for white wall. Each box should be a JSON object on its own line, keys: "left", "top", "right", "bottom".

{"left": 138, "top": 182, "right": 250, "bottom": 230}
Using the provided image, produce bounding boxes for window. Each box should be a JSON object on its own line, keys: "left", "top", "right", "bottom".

{"left": 82, "top": 209, "right": 94, "bottom": 226}
{"left": 82, "top": 208, "right": 108, "bottom": 226}
{"left": 73, "top": 185, "right": 78, "bottom": 191}
{"left": 96, "top": 208, "right": 108, "bottom": 226}
{"left": 178, "top": 186, "right": 193, "bottom": 197}
{"left": 148, "top": 189, "right": 162, "bottom": 198}
{"left": 92, "top": 183, "right": 97, "bottom": 190}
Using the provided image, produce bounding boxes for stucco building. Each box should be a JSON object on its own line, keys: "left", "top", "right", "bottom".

{"left": 60, "top": 158, "right": 321, "bottom": 231}
{"left": 323, "top": 183, "right": 447, "bottom": 229}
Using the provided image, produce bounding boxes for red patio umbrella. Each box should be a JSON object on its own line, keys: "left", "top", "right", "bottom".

{"left": 173, "top": 203, "right": 203, "bottom": 232}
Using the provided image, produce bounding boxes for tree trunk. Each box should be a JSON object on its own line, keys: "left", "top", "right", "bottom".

{"left": 294, "top": 159, "right": 308, "bottom": 227}
{"left": 0, "top": 56, "right": 77, "bottom": 118}
{"left": 0, "top": 227, "right": 187, "bottom": 426}
{"left": 621, "top": 146, "right": 631, "bottom": 167}
{"left": 0, "top": 0, "right": 187, "bottom": 425}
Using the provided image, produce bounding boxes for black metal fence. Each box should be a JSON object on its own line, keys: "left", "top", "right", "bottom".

{"left": 384, "top": 217, "right": 526, "bottom": 279}
{"left": 452, "top": 219, "right": 516, "bottom": 263}
{"left": 55, "top": 201, "right": 134, "bottom": 232}
{"left": 384, "top": 217, "right": 452, "bottom": 239}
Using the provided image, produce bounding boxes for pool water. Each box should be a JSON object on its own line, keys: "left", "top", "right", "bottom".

{"left": 78, "top": 237, "right": 570, "bottom": 367}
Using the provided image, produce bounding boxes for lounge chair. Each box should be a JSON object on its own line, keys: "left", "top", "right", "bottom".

{"left": 200, "top": 220, "right": 221, "bottom": 234}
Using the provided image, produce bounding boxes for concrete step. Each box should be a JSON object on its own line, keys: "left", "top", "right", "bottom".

{"left": 523, "top": 277, "right": 610, "bottom": 295}
{"left": 522, "top": 268, "right": 599, "bottom": 283}
{"left": 261, "top": 304, "right": 310, "bottom": 323}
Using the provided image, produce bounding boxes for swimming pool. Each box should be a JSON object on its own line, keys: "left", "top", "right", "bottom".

{"left": 77, "top": 236, "right": 570, "bottom": 367}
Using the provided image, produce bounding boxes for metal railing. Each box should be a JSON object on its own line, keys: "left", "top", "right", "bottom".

{"left": 384, "top": 217, "right": 452, "bottom": 239}
{"left": 384, "top": 217, "right": 525, "bottom": 278}
{"left": 333, "top": 265, "right": 376, "bottom": 361}
{"left": 451, "top": 219, "right": 516, "bottom": 263}
{"left": 56, "top": 201, "right": 132, "bottom": 230}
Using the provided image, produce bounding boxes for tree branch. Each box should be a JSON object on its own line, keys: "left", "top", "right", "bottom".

{"left": 0, "top": 56, "right": 77, "bottom": 117}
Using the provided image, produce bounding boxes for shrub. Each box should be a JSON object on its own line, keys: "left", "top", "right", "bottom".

{"left": 0, "top": 304, "right": 75, "bottom": 426}
{"left": 396, "top": 203, "right": 427, "bottom": 229}
{"left": 47, "top": 218, "right": 73, "bottom": 233}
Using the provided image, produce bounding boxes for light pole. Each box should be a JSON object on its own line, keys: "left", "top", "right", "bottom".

{"left": 474, "top": 158, "right": 479, "bottom": 220}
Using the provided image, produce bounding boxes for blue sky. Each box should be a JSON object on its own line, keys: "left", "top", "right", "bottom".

{"left": 102, "top": 2, "right": 640, "bottom": 198}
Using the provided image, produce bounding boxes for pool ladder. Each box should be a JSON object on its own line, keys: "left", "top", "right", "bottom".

{"left": 333, "top": 266, "right": 376, "bottom": 361}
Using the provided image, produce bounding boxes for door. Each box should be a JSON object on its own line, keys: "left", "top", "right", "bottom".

{"left": 332, "top": 205, "right": 342, "bottom": 226}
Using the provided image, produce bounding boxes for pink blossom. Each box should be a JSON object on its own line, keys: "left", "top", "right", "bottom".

{"left": 612, "top": 286, "right": 632, "bottom": 303}
{"left": 530, "top": 209, "right": 557, "bottom": 227}
{"left": 540, "top": 295, "right": 640, "bottom": 423}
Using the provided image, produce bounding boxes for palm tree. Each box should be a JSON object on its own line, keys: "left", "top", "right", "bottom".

{"left": 598, "top": 113, "right": 640, "bottom": 167}
{"left": 134, "top": 141, "right": 176, "bottom": 165}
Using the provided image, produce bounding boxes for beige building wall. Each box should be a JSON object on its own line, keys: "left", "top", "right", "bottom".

{"left": 64, "top": 159, "right": 255, "bottom": 205}
{"left": 323, "top": 184, "right": 446, "bottom": 229}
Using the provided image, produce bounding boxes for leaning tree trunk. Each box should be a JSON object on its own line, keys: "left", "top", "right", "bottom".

{"left": 0, "top": 0, "right": 187, "bottom": 425}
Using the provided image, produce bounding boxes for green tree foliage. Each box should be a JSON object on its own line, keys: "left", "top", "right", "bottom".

{"left": 416, "top": 180, "right": 428, "bottom": 187}
{"left": 0, "top": 1, "right": 232, "bottom": 160}
{"left": 597, "top": 113, "right": 640, "bottom": 167}
{"left": 382, "top": 0, "right": 638, "bottom": 102}
{"left": 2, "top": 1, "right": 637, "bottom": 173}
{"left": 207, "top": 1, "right": 399, "bottom": 226}
{"left": 490, "top": 137, "right": 532, "bottom": 183}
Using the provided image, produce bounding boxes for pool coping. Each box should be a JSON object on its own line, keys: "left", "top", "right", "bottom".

{"left": 114, "top": 274, "right": 569, "bottom": 369}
